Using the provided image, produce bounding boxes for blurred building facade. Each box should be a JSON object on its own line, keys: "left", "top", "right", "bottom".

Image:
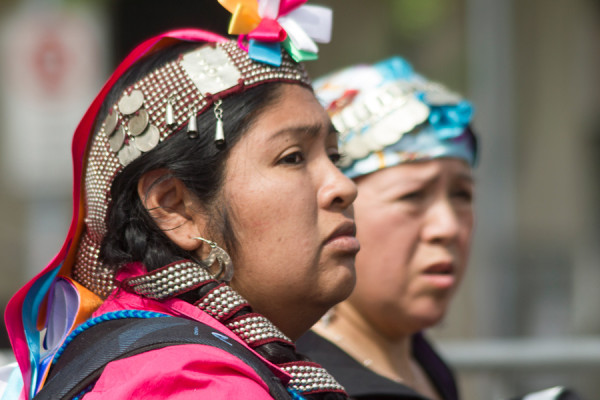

{"left": 1, "top": 0, "right": 599, "bottom": 398}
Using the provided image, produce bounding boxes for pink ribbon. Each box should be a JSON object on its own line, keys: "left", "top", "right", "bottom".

{"left": 247, "top": 18, "right": 287, "bottom": 42}
{"left": 278, "top": 0, "right": 308, "bottom": 17}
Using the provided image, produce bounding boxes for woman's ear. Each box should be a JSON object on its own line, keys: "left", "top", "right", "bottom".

{"left": 137, "top": 169, "right": 204, "bottom": 251}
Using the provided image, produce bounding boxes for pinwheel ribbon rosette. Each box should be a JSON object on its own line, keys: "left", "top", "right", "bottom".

{"left": 218, "top": 0, "right": 332, "bottom": 66}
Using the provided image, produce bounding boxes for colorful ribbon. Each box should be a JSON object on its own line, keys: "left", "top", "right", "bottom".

{"left": 4, "top": 29, "right": 229, "bottom": 400}
{"left": 218, "top": 0, "right": 332, "bottom": 66}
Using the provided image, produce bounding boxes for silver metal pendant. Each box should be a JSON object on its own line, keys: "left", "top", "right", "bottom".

{"left": 118, "top": 89, "right": 145, "bottom": 115}
{"left": 165, "top": 97, "right": 176, "bottom": 126}
{"left": 133, "top": 124, "right": 160, "bottom": 152}
{"left": 104, "top": 108, "right": 119, "bottom": 135}
{"left": 181, "top": 46, "right": 241, "bottom": 96}
{"left": 213, "top": 99, "right": 225, "bottom": 145}
{"left": 423, "top": 90, "right": 462, "bottom": 106}
{"left": 215, "top": 118, "right": 225, "bottom": 145}
{"left": 187, "top": 111, "right": 198, "bottom": 139}
{"left": 128, "top": 108, "right": 150, "bottom": 136}
{"left": 117, "top": 144, "right": 142, "bottom": 166}
{"left": 108, "top": 125, "right": 126, "bottom": 152}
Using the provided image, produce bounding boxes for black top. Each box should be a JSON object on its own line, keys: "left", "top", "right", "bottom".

{"left": 296, "top": 331, "right": 459, "bottom": 400}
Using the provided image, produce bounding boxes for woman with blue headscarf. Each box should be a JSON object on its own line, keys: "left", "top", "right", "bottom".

{"left": 296, "top": 57, "right": 477, "bottom": 400}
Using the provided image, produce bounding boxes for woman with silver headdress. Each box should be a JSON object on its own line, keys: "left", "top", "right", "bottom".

{"left": 4, "top": 3, "right": 360, "bottom": 399}
{"left": 296, "top": 57, "right": 477, "bottom": 400}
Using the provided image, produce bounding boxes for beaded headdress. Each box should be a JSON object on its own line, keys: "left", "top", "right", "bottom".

{"left": 75, "top": 40, "right": 310, "bottom": 299}
{"left": 5, "top": 29, "right": 312, "bottom": 398}
{"left": 314, "top": 56, "right": 478, "bottom": 178}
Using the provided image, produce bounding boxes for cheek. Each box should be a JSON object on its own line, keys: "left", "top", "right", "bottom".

{"left": 226, "top": 173, "right": 320, "bottom": 286}
{"left": 353, "top": 207, "right": 419, "bottom": 296}
{"left": 450, "top": 210, "right": 474, "bottom": 288}
{"left": 354, "top": 202, "right": 419, "bottom": 268}
{"left": 230, "top": 175, "right": 308, "bottom": 237}
{"left": 457, "top": 209, "right": 474, "bottom": 254}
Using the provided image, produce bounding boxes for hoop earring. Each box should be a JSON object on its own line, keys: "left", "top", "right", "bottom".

{"left": 192, "top": 237, "right": 234, "bottom": 283}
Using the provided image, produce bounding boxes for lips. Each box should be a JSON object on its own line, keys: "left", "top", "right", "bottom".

{"left": 324, "top": 220, "right": 360, "bottom": 253}
{"left": 423, "top": 262, "right": 454, "bottom": 275}
{"left": 422, "top": 262, "right": 456, "bottom": 289}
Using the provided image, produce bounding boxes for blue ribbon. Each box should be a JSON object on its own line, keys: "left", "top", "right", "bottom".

{"left": 248, "top": 40, "right": 282, "bottom": 67}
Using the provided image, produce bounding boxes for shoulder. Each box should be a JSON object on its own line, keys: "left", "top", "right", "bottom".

{"left": 297, "top": 331, "right": 440, "bottom": 400}
{"left": 82, "top": 344, "right": 275, "bottom": 399}
{"left": 412, "top": 332, "right": 459, "bottom": 400}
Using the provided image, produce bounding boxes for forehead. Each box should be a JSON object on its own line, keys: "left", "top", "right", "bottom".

{"left": 356, "top": 158, "right": 472, "bottom": 187}
{"left": 247, "top": 84, "right": 331, "bottom": 138}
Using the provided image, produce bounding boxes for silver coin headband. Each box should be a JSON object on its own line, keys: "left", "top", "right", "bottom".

{"left": 73, "top": 40, "right": 311, "bottom": 298}
{"left": 102, "top": 41, "right": 310, "bottom": 166}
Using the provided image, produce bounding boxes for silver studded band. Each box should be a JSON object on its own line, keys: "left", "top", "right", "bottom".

{"left": 281, "top": 361, "right": 346, "bottom": 395}
{"left": 123, "top": 260, "right": 213, "bottom": 299}
{"left": 226, "top": 313, "right": 292, "bottom": 345}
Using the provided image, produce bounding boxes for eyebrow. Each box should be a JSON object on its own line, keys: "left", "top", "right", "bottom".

{"left": 456, "top": 171, "right": 475, "bottom": 184}
{"left": 268, "top": 121, "right": 338, "bottom": 142}
{"left": 400, "top": 169, "right": 475, "bottom": 188}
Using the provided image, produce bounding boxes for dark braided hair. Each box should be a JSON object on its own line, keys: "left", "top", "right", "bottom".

{"left": 98, "top": 42, "right": 348, "bottom": 400}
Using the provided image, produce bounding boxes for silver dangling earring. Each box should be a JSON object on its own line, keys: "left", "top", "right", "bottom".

{"left": 192, "top": 237, "right": 234, "bottom": 283}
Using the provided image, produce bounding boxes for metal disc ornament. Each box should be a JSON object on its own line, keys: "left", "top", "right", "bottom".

{"left": 422, "top": 90, "right": 462, "bottom": 106}
{"left": 133, "top": 124, "right": 160, "bottom": 152}
{"left": 108, "top": 125, "right": 126, "bottom": 152}
{"left": 117, "top": 144, "right": 142, "bottom": 166}
{"left": 118, "top": 89, "right": 145, "bottom": 115}
{"left": 104, "top": 108, "right": 119, "bottom": 135}
{"left": 127, "top": 109, "right": 149, "bottom": 136}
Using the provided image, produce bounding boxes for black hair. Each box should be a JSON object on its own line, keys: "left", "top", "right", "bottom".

{"left": 99, "top": 42, "right": 280, "bottom": 270}
{"left": 96, "top": 42, "right": 347, "bottom": 400}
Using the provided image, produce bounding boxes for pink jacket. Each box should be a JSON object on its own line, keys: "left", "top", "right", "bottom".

{"left": 80, "top": 263, "right": 291, "bottom": 399}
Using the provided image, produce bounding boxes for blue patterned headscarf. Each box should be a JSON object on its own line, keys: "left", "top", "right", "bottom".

{"left": 314, "top": 57, "right": 478, "bottom": 178}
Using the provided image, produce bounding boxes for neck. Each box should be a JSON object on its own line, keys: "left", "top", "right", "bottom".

{"left": 313, "top": 301, "right": 415, "bottom": 383}
{"left": 313, "top": 302, "right": 442, "bottom": 400}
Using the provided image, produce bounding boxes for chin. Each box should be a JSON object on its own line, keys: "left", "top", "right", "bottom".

{"left": 321, "top": 264, "right": 357, "bottom": 309}
{"left": 413, "top": 304, "right": 450, "bottom": 330}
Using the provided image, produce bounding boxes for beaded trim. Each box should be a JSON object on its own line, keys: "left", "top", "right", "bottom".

{"left": 123, "top": 260, "right": 213, "bottom": 299}
{"left": 122, "top": 260, "right": 345, "bottom": 397}
{"left": 196, "top": 283, "right": 248, "bottom": 320}
{"left": 122, "top": 261, "right": 293, "bottom": 346}
{"left": 226, "top": 313, "right": 292, "bottom": 346}
{"left": 71, "top": 40, "right": 310, "bottom": 299}
{"left": 281, "top": 361, "right": 346, "bottom": 394}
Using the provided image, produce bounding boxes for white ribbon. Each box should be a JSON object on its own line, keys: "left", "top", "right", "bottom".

{"left": 258, "top": 0, "right": 281, "bottom": 19}
{"left": 285, "top": 5, "right": 332, "bottom": 43}
{"left": 279, "top": 16, "right": 318, "bottom": 53}
{"left": 257, "top": 1, "right": 332, "bottom": 55}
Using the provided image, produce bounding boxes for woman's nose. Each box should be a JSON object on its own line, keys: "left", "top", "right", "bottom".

{"left": 422, "top": 199, "right": 461, "bottom": 244}
{"left": 318, "top": 163, "right": 358, "bottom": 211}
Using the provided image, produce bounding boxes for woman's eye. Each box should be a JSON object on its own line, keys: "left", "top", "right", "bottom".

{"left": 328, "top": 152, "right": 342, "bottom": 165}
{"left": 452, "top": 189, "right": 473, "bottom": 202}
{"left": 399, "top": 191, "right": 424, "bottom": 201}
{"left": 279, "top": 151, "right": 304, "bottom": 165}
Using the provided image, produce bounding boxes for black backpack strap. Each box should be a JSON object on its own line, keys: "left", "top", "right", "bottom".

{"left": 34, "top": 316, "right": 290, "bottom": 400}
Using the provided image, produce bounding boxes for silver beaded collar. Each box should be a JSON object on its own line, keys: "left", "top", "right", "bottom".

{"left": 122, "top": 259, "right": 344, "bottom": 396}
{"left": 71, "top": 40, "right": 310, "bottom": 298}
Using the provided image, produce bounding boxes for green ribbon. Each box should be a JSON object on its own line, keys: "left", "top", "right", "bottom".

{"left": 282, "top": 37, "right": 318, "bottom": 63}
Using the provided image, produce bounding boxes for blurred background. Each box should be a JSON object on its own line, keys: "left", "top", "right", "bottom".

{"left": 1, "top": 0, "right": 599, "bottom": 398}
